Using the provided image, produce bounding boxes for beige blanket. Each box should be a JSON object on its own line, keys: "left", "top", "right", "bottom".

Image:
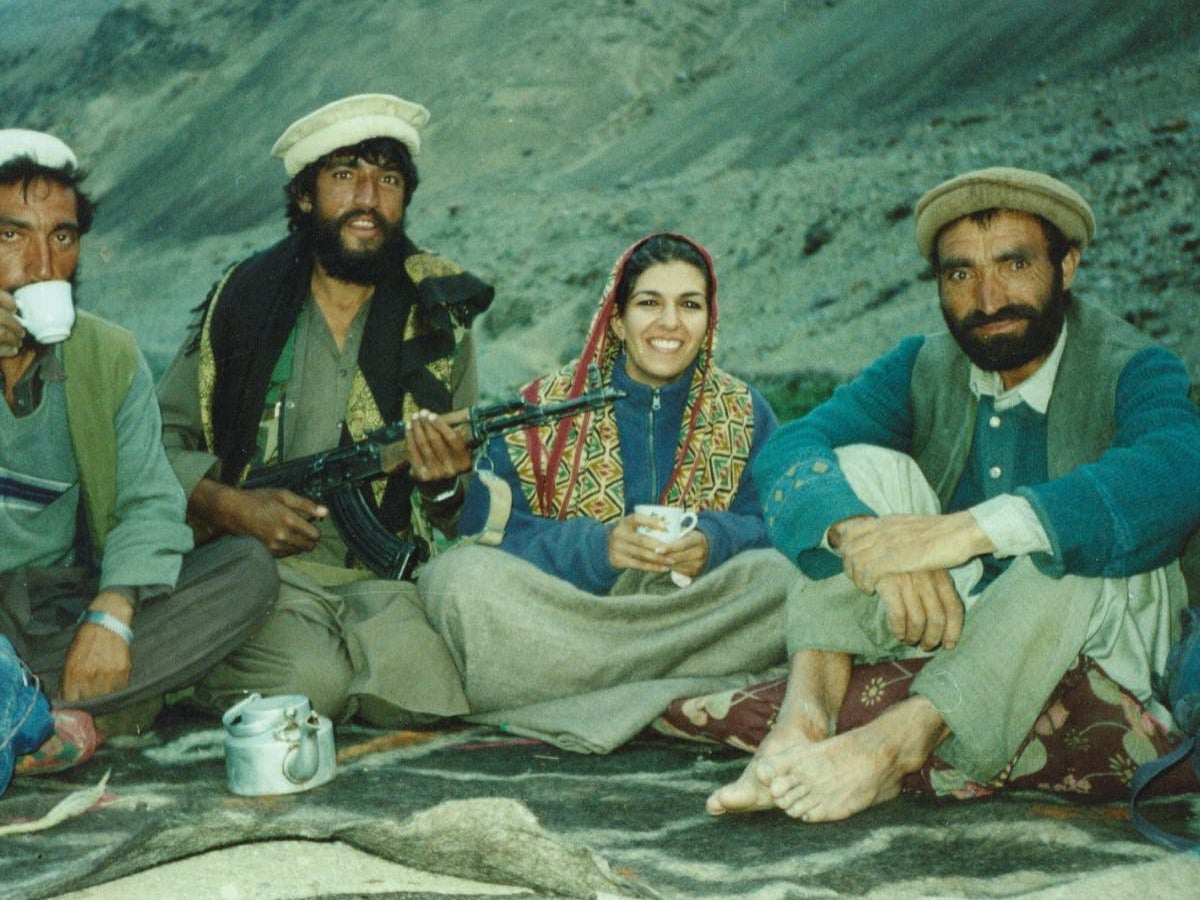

{"left": 418, "top": 547, "right": 795, "bottom": 753}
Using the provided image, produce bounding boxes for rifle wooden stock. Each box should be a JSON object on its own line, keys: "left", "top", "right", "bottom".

{"left": 376, "top": 407, "right": 474, "bottom": 475}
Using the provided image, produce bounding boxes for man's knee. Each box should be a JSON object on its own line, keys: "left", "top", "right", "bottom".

{"left": 181, "top": 536, "right": 280, "bottom": 630}
{"left": 209, "top": 537, "right": 278, "bottom": 620}
{"left": 834, "top": 444, "right": 941, "bottom": 517}
{"left": 197, "top": 592, "right": 353, "bottom": 720}
{"left": 268, "top": 644, "right": 354, "bottom": 720}
{"left": 785, "top": 571, "right": 866, "bottom": 622}
{"left": 785, "top": 573, "right": 903, "bottom": 658}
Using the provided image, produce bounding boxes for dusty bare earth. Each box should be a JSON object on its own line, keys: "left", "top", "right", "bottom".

{"left": 1, "top": 0, "right": 1197, "bottom": 400}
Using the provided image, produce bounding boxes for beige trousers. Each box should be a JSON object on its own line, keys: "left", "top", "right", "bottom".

{"left": 418, "top": 546, "right": 794, "bottom": 753}
{"left": 196, "top": 561, "right": 469, "bottom": 726}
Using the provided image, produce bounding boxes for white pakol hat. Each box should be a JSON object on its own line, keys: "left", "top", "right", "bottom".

{"left": 271, "top": 94, "right": 430, "bottom": 175}
{"left": 0, "top": 129, "right": 77, "bottom": 169}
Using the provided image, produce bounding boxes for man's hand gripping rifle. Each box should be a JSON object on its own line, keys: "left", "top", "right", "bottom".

{"left": 242, "top": 364, "right": 623, "bottom": 579}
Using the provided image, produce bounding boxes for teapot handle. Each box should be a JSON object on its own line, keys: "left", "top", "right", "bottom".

{"left": 282, "top": 710, "right": 322, "bottom": 784}
{"left": 222, "top": 693, "right": 267, "bottom": 736}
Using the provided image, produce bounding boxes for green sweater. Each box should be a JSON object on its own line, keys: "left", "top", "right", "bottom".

{"left": 62, "top": 311, "right": 191, "bottom": 589}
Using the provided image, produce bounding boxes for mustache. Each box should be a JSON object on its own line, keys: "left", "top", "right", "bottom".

{"left": 335, "top": 208, "right": 386, "bottom": 230}
{"left": 959, "top": 304, "right": 1041, "bottom": 330}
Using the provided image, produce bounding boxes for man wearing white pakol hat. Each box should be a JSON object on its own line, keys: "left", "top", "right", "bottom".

{"left": 0, "top": 129, "right": 277, "bottom": 752}
{"left": 158, "top": 94, "right": 492, "bottom": 725}
{"left": 707, "top": 166, "right": 1200, "bottom": 822}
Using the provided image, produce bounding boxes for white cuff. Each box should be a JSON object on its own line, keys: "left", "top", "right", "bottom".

{"left": 420, "top": 474, "right": 463, "bottom": 505}
{"left": 969, "top": 495, "right": 1051, "bottom": 558}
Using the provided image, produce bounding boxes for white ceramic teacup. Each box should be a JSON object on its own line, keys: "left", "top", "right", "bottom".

{"left": 635, "top": 504, "right": 699, "bottom": 587}
{"left": 13, "top": 280, "right": 75, "bottom": 344}
{"left": 635, "top": 504, "right": 698, "bottom": 541}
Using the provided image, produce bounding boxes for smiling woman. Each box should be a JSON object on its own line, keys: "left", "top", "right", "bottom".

{"left": 610, "top": 243, "right": 710, "bottom": 388}
{"left": 470, "top": 232, "right": 761, "bottom": 584}
{"left": 416, "top": 232, "right": 795, "bottom": 754}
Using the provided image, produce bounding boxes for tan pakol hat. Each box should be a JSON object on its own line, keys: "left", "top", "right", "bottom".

{"left": 0, "top": 129, "right": 77, "bottom": 169}
{"left": 271, "top": 93, "right": 431, "bottom": 175}
{"left": 914, "top": 166, "right": 1096, "bottom": 260}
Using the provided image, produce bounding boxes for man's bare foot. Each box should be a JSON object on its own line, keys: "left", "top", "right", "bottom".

{"left": 766, "top": 698, "right": 946, "bottom": 822}
{"left": 705, "top": 758, "right": 776, "bottom": 815}
{"left": 764, "top": 729, "right": 903, "bottom": 822}
{"left": 705, "top": 724, "right": 817, "bottom": 816}
{"left": 707, "top": 648, "right": 855, "bottom": 817}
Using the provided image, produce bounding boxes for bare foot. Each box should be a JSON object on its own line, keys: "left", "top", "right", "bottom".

{"left": 706, "top": 726, "right": 816, "bottom": 816}
{"left": 705, "top": 759, "right": 775, "bottom": 815}
{"left": 766, "top": 698, "right": 946, "bottom": 822}
{"left": 765, "top": 730, "right": 902, "bottom": 822}
{"left": 707, "top": 648, "right": 856, "bottom": 817}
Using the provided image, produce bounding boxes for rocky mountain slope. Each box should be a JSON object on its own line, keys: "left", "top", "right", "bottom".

{"left": 2, "top": 0, "right": 1198, "bottom": 398}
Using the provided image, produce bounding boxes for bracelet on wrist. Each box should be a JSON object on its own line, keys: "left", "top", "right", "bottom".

{"left": 420, "top": 476, "right": 462, "bottom": 505}
{"left": 77, "top": 609, "right": 134, "bottom": 646}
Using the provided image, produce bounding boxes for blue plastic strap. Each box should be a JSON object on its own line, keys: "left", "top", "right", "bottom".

{"left": 1129, "top": 736, "right": 1200, "bottom": 853}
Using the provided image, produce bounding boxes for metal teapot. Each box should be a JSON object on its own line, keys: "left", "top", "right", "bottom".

{"left": 222, "top": 693, "right": 335, "bottom": 796}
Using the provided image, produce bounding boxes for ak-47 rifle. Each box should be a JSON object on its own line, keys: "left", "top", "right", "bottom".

{"left": 241, "top": 364, "right": 623, "bottom": 580}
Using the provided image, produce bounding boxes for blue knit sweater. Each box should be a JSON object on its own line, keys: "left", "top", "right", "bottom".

{"left": 757, "top": 328, "right": 1200, "bottom": 582}
{"left": 460, "top": 356, "right": 777, "bottom": 592}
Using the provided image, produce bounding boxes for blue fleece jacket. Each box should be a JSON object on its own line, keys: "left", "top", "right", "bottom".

{"left": 460, "top": 356, "right": 777, "bottom": 592}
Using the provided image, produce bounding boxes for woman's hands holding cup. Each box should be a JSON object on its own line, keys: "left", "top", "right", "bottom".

{"left": 608, "top": 508, "right": 708, "bottom": 583}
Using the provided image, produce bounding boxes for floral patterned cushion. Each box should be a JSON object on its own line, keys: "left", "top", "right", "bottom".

{"left": 653, "top": 657, "right": 1200, "bottom": 800}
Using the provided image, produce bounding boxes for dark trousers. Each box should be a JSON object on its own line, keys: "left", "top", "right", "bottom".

{"left": 0, "top": 537, "right": 277, "bottom": 715}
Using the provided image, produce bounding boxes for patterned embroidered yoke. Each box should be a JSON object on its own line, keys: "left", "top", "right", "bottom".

{"left": 505, "top": 233, "right": 754, "bottom": 522}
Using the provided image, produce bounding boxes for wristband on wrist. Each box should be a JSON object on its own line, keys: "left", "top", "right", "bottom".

{"left": 77, "top": 609, "right": 134, "bottom": 646}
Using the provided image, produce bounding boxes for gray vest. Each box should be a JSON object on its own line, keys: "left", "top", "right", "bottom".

{"left": 909, "top": 297, "right": 1153, "bottom": 511}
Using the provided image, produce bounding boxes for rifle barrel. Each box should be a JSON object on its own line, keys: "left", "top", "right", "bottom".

{"left": 243, "top": 384, "right": 625, "bottom": 495}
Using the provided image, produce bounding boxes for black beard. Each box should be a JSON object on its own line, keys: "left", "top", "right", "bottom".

{"left": 308, "top": 209, "right": 406, "bottom": 286}
{"left": 942, "top": 276, "right": 1067, "bottom": 374}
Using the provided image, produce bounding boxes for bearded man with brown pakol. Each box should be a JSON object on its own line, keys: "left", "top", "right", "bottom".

{"left": 706, "top": 167, "right": 1200, "bottom": 823}
{"left": 158, "top": 94, "right": 493, "bottom": 726}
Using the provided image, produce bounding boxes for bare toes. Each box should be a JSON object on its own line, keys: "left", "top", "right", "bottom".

{"left": 706, "top": 769, "right": 774, "bottom": 816}
{"left": 775, "top": 782, "right": 809, "bottom": 810}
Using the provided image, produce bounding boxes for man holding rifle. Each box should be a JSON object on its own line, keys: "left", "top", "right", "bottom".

{"left": 158, "top": 94, "right": 493, "bottom": 725}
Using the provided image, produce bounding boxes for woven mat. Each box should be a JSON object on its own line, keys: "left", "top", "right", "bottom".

{"left": 4, "top": 709, "right": 1200, "bottom": 899}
